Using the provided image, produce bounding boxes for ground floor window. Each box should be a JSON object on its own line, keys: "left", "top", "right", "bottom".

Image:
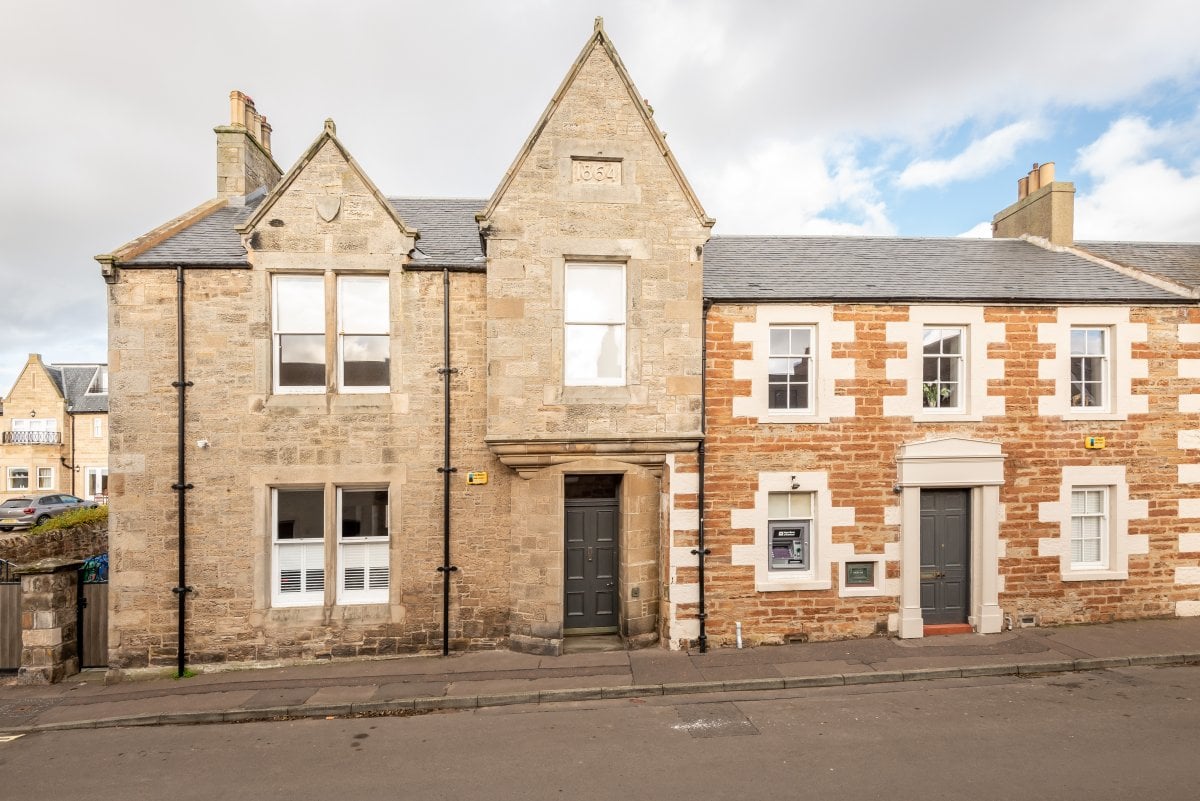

{"left": 36, "top": 467, "right": 54, "bottom": 490}
{"left": 338, "top": 488, "right": 390, "bottom": 604}
{"left": 7, "top": 467, "right": 28, "bottom": 491}
{"left": 272, "top": 485, "right": 390, "bottom": 607}
{"left": 85, "top": 467, "right": 108, "bottom": 501}
{"left": 1070, "top": 487, "right": 1108, "bottom": 568}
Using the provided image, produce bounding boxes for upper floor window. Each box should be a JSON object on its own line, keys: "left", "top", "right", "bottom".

{"left": 272, "top": 274, "right": 390, "bottom": 395}
{"left": 564, "top": 263, "right": 625, "bottom": 386}
{"left": 87, "top": 366, "right": 108, "bottom": 394}
{"left": 922, "top": 327, "right": 964, "bottom": 411}
{"left": 93, "top": 418, "right": 103, "bottom": 438}
{"left": 1070, "top": 327, "right": 1108, "bottom": 410}
{"left": 1070, "top": 487, "right": 1108, "bottom": 569}
{"left": 768, "top": 326, "right": 814, "bottom": 413}
{"left": 337, "top": 276, "right": 390, "bottom": 392}
{"left": 273, "top": 275, "right": 326, "bottom": 394}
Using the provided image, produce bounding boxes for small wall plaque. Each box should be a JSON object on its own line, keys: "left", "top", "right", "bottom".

{"left": 572, "top": 158, "right": 621, "bottom": 185}
{"left": 845, "top": 561, "right": 875, "bottom": 587}
{"left": 1085, "top": 436, "right": 1106, "bottom": 450}
{"left": 466, "top": 471, "right": 488, "bottom": 485}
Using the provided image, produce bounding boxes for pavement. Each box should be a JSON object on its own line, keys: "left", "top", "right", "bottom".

{"left": 4, "top": 616, "right": 1200, "bottom": 734}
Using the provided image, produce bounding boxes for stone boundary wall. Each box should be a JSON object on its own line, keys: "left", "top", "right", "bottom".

{"left": 0, "top": 521, "right": 108, "bottom": 565}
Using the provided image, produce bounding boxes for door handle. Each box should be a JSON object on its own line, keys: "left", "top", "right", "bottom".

{"left": 606, "top": 582, "right": 614, "bottom": 588}
{"left": 586, "top": 547, "right": 593, "bottom": 562}
{"left": 937, "top": 571, "right": 946, "bottom": 579}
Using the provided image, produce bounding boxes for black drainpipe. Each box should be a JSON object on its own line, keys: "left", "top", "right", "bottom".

{"left": 170, "top": 265, "right": 194, "bottom": 677}
{"left": 691, "top": 298, "right": 712, "bottom": 653}
{"left": 435, "top": 267, "right": 458, "bottom": 655}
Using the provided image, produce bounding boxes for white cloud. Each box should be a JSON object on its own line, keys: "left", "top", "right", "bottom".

{"left": 1074, "top": 115, "right": 1200, "bottom": 241}
{"left": 958, "top": 221, "right": 993, "bottom": 238}
{"left": 695, "top": 139, "right": 896, "bottom": 235}
{"left": 898, "top": 120, "right": 1045, "bottom": 189}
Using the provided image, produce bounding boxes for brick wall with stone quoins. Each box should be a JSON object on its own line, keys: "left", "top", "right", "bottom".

{"left": 691, "top": 302, "right": 1200, "bottom": 646}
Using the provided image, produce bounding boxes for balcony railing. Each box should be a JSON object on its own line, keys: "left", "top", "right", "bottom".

{"left": 2, "top": 431, "right": 61, "bottom": 445}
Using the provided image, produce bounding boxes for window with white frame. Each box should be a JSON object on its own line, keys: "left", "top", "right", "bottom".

{"left": 93, "top": 417, "right": 104, "bottom": 438}
{"left": 10, "top": 418, "right": 58, "bottom": 445}
{"left": 1070, "top": 327, "right": 1108, "bottom": 410}
{"left": 8, "top": 467, "right": 28, "bottom": 491}
{"left": 273, "top": 275, "right": 327, "bottom": 393}
{"left": 768, "top": 491, "right": 814, "bottom": 571}
{"left": 36, "top": 468, "right": 53, "bottom": 490}
{"left": 337, "top": 487, "right": 390, "bottom": 604}
{"left": 768, "top": 326, "right": 815, "bottom": 412}
{"left": 1070, "top": 488, "right": 1108, "bottom": 569}
{"left": 922, "top": 327, "right": 964, "bottom": 411}
{"left": 272, "top": 488, "right": 326, "bottom": 606}
{"left": 87, "top": 366, "right": 108, "bottom": 395}
{"left": 564, "top": 262, "right": 626, "bottom": 386}
{"left": 85, "top": 468, "right": 108, "bottom": 500}
{"left": 337, "top": 276, "right": 390, "bottom": 392}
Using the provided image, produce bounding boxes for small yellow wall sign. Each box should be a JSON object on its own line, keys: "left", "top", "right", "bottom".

{"left": 466, "top": 471, "right": 489, "bottom": 485}
{"left": 1085, "top": 436, "right": 1106, "bottom": 449}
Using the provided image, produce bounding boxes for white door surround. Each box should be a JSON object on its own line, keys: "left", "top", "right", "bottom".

{"left": 896, "top": 437, "right": 1005, "bottom": 638}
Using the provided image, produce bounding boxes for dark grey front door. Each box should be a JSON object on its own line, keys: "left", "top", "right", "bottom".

{"left": 564, "top": 498, "right": 618, "bottom": 632}
{"left": 920, "top": 489, "right": 970, "bottom": 625}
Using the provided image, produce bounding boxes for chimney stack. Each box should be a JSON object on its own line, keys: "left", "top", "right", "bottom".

{"left": 993, "top": 161, "right": 1074, "bottom": 246}
{"left": 215, "top": 90, "right": 282, "bottom": 203}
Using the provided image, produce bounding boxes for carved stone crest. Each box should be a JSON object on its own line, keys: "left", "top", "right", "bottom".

{"left": 316, "top": 196, "right": 341, "bottom": 222}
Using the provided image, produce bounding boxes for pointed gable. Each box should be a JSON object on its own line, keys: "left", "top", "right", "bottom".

{"left": 240, "top": 120, "right": 415, "bottom": 259}
{"left": 479, "top": 17, "right": 712, "bottom": 228}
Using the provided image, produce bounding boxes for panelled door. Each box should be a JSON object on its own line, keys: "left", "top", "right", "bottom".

{"left": 564, "top": 498, "right": 618, "bottom": 632}
{"left": 920, "top": 489, "right": 970, "bottom": 625}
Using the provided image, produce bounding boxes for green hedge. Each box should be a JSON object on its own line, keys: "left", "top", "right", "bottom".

{"left": 31, "top": 505, "right": 108, "bottom": 534}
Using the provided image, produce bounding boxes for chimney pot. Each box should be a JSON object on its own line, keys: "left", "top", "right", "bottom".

{"left": 1017, "top": 176, "right": 1029, "bottom": 200}
{"left": 1027, "top": 166, "right": 1040, "bottom": 194}
{"left": 260, "top": 117, "right": 272, "bottom": 155}
{"left": 229, "top": 90, "right": 248, "bottom": 128}
{"left": 1039, "top": 161, "right": 1055, "bottom": 185}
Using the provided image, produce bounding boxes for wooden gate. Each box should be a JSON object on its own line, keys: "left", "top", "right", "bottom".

{"left": 1, "top": 559, "right": 19, "bottom": 671}
{"left": 78, "top": 554, "right": 108, "bottom": 669}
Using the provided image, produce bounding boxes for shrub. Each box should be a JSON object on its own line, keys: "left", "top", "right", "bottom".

{"left": 31, "top": 504, "right": 108, "bottom": 534}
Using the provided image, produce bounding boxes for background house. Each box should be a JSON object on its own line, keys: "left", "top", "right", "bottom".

{"left": 0, "top": 354, "right": 109, "bottom": 508}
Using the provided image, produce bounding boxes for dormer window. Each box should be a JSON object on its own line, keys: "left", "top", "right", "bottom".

{"left": 87, "top": 366, "right": 109, "bottom": 395}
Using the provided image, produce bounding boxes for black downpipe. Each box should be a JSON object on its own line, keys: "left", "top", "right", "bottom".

{"left": 435, "top": 267, "right": 458, "bottom": 656}
{"left": 691, "top": 299, "right": 712, "bottom": 653}
{"left": 170, "top": 266, "right": 194, "bottom": 677}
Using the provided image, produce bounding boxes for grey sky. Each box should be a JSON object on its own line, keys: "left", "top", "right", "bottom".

{"left": 2, "top": 0, "right": 1199, "bottom": 394}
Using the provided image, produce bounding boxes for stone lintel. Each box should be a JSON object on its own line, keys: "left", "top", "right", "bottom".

{"left": 486, "top": 435, "right": 701, "bottom": 478}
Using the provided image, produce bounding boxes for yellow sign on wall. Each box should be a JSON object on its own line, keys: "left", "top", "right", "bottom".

{"left": 1085, "top": 436, "right": 1106, "bottom": 450}
{"left": 466, "top": 471, "right": 489, "bottom": 485}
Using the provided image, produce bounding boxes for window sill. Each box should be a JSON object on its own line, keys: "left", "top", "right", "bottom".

{"left": 755, "top": 577, "right": 832, "bottom": 593}
{"left": 1061, "top": 568, "right": 1127, "bottom": 582}
{"left": 759, "top": 413, "right": 831, "bottom": 425}
{"left": 912, "top": 412, "right": 983, "bottom": 423}
{"left": 840, "top": 586, "right": 892, "bottom": 598}
{"left": 559, "top": 386, "right": 631, "bottom": 404}
{"left": 1060, "top": 410, "right": 1128, "bottom": 422}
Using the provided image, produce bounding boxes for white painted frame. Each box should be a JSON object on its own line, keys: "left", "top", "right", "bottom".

{"left": 1038, "top": 307, "right": 1147, "bottom": 421}
{"left": 1038, "top": 465, "right": 1148, "bottom": 582}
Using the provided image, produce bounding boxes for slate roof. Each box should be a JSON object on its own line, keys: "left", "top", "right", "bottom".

{"left": 124, "top": 197, "right": 486, "bottom": 267}
{"left": 703, "top": 236, "right": 1188, "bottom": 303}
{"left": 1076, "top": 241, "right": 1200, "bottom": 291}
{"left": 391, "top": 198, "right": 485, "bottom": 265}
{"left": 45, "top": 365, "right": 108, "bottom": 413}
{"left": 127, "top": 201, "right": 260, "bottom": 265}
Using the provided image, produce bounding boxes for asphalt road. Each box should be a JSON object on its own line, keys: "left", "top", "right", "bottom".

{"left": 3, "top": 665, "right": 1198, "bottom": 800}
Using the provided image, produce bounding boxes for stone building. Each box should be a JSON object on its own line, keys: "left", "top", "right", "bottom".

{"left": 1, "top": 354, "right": 109, "bottom": 510}
{"left": 98, "top": 20, "right": 1200, "bottom": 669}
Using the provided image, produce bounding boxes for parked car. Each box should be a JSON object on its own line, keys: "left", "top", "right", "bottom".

{"left": 0, "top": 494, "right": 97, "bottom": 531}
